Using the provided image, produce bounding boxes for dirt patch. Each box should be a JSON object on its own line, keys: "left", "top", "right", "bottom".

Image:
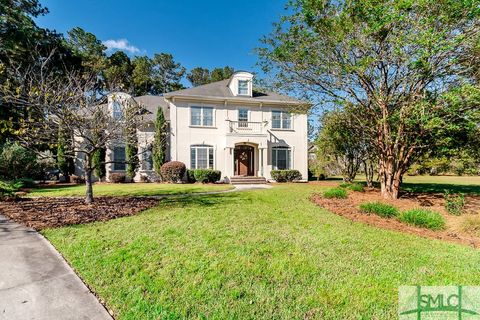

{"left": 0, "top": 197, "right": 158, "bottom": 230}
{"left": 311, "top": 189, "right": 480, "bottom": 248}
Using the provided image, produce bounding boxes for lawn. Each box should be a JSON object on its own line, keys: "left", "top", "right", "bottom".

{"left": 29, "top": 182, "right": 234, "bottom": 197}
{"left": 43, "top": 183, "right": 480, "bottom": 319}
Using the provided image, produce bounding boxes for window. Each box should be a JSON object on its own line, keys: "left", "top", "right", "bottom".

{"left": 238, "top": 80, "right": 248, "bottom": 95}
{"left": 113, "top": 147, "right": 126, "bottom": 171}
{"left": 272, "top": 146, "right": 291, "bottom": 170}
{"left": 191, "top": 106, "right": 214, "bottom": 127}
{"left": 112, "top": 102, "right": 123, "bottom": 120}
{"left": 272, "top": 110, "right": 291, "bottom": 129}
{"left": 190, "top": 145, "right": 214, "bottom": 169}
{"left": 141, "top": 147, "right": 153, "bottom": 170}
{"left": 238, "top": 108, "right": 248, "bottom": 127}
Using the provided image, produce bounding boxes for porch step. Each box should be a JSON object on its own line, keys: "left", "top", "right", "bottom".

{"left": 230, "top": 176, "right": 267, "bottom": 185}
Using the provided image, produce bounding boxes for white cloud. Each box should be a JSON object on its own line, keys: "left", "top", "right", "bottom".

{"left": 102, "top": 39, "right": 141, "bottom": 54}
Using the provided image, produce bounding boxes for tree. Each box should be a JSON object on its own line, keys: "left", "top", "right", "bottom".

{"left": 64, "top": 27, "right": 106, "bottom": 75}
{"left": 132, "top": 56, "right": 153, "bottom": 95}
{"left": 187, "top": 67, "right": 211, "bottom": 86}
{"left": 92, "top": 147, "right": 106, "bottom": 180}
{"left": 125, "top": 108, "right": 139, "bottom": 180}
{"left": 57, "top": 128, "right": 69, "bottom": 180}
{"left": 104, "top": 51, "right": 133, "bottom": 91}
{"left": 152, "top": 106, "right": 167, "bottom": 175}
{"left": 259, "top": 0, "right": 480, "bottom": 199}
{"left": 210, "top": 66, "right": 234, "bottom": 82}
{"left": 2, "top": 58, "right": 145, "bottom": 203}
{"left": 150, "top": 53, "right": 185, "bottom": 93}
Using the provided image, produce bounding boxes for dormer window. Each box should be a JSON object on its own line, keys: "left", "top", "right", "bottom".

{"left": 238, "top": 80, "right": 248, "bottom": 95}
{"left": 112, "top": 102, "right": 123, "bottom": 120}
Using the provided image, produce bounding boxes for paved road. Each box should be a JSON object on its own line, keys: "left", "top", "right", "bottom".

{"left": 0, "top": 215, "right": 112, "bottom": 320}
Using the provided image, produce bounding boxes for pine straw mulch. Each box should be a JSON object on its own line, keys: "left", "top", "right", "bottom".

{"left": 0, "top": 197, "right": 159, "bottom": 230}
{"left": 311, "top": 188, "right": 480, "bottom": 249}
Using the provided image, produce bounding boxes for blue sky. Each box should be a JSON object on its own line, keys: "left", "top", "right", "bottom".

{"left": 36, "top": 0, "right": 288, "bottom": 75}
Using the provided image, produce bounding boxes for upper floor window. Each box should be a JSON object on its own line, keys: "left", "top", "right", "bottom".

{"left": 112, "top": 102, "right": 123, "bottom": 120}
{"left": 190, "top": 145, "right": 214, "bottom": 169}
{"left": 272, "top": 146, "right": 291, "bottom": 170}
{"left": 113, "top": 146, "right": 126, "bottom": 171}
{"left": 272, "top": 110, "right": 291, "bottom": 129}
{"left": 191, "top": 106, "right": 213, "bottom": 127}
{"left": 238, "top": 108, "right": 248, "bottom": 127}
{"left": 238, "top": 80, "right": 248, "bottom": 95}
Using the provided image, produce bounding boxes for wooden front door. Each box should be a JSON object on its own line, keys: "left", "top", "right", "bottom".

{"left": 234, "top": 145, "right": 254, "bottom": 176}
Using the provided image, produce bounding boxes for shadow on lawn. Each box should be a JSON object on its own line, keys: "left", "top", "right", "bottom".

{"left": 401, "top": 182, "right": 480, "bottom": 195}
{"left": 159, "top": 192, "right": 240, "bottom": 208}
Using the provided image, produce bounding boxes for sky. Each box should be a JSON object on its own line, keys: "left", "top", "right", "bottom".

{"left": 35, "top": 0, "right": 288, "bottom": 76}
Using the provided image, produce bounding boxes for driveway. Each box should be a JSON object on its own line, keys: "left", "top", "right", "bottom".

{"left": 0, "top": 215, "right": 112, "bottom": 320}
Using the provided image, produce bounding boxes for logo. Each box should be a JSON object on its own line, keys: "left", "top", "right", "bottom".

{"left": 399, "top": 286, "right": 480, "bottom": 319}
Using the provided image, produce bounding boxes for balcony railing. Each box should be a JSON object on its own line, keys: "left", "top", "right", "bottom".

{"left": 228, "top": 120, "right": 264, "bottom": 134}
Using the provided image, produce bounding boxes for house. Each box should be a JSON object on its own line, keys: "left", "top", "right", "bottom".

{"left": 75, "top": 71, "right": 309, "bottom": 183}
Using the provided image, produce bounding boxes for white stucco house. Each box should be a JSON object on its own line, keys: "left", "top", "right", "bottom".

{"left": 75, "top": 71, "right": 309, "bottom": 183}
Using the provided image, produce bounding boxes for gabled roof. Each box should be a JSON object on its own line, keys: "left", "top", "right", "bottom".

{"left": 164, "top": 79, "right": 306, "bottom": 105}
{"left": 133, "top": 95, "right": 169, "bottom": 122}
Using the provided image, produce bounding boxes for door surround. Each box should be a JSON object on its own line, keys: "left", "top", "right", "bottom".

{"left": 234, "top": 144, "right": 255, "bottom": 176}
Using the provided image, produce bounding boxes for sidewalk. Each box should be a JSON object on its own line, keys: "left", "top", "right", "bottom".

{"left": 0, "top": 215, "right": 112, "bottom": 320}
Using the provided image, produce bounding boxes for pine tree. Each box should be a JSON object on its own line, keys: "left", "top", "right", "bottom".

{"left": 93, "top": 147, "right": 106, "bottom": 180}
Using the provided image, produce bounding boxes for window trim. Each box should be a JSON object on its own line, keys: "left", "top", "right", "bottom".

{"left": 272, "top": 146, "right": 291, "bottom": 170}
{"left": 190, "top": 144, "right": 215, "bottom": 169}
{"left": 271, "top": 110, "right": 293, "bottom": 130}
{"left": 189, "top": 105, "right": 215, "bottom": 127}
{"left": 237, "top": 80, "right": 249, "bottom": 95}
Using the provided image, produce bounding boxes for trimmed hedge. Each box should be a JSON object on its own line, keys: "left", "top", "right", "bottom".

{"left": 399, "top": 208, "right": 446, "bottom": 230}
{"left": 161, "top": 161, "right": 186, "bottom": 183}
{"left": 110, "top": 172, "right": 126, "bottom": 183}
{"left": 193, "top": 169, "right": 221, "bottom": 183}
{"left": 270, "top": 170, "right": 302, "bottom": 182}
{"left": 186, "top": 170, "right": 196, "bottom": 183}
{"left": 359, "top": 202, "right": 398, "bottom": 218}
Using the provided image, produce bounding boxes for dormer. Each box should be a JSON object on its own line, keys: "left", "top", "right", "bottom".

{"left": 228, "top": 71, "right": 254, "bottom": 97}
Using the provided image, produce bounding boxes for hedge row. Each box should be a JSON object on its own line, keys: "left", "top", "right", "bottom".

{"left": 270, "top": 170, "right": 302, "bottom": 182}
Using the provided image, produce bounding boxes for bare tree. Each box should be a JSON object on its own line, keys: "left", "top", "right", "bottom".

{"left": 2, "top": 58, "right": 145, "bottom": 203}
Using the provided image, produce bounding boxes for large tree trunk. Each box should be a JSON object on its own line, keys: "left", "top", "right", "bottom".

{"left": 364, "top": 159, "right": 374, "bottom": 188}
{"left": 378, "top": 157, "right": 403, "bottom": 199}
{"left": 84, "top": 155, "right": 94, "bottom": 204}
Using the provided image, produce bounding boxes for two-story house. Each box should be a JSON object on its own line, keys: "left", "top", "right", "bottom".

{"left": 75, "top": 71, "right": 309, "bottom": 183}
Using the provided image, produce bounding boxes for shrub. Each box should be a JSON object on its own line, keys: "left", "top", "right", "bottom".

{"left": 14, "top": 178, "right": 36, "bottom": 188}
{"left": 0, "top": 142, "right": 39, "bottom": 180}
{"left": 70, "top": 175, "right": 85, "bottom": 184}
{"left": 110, "top": 172, "right": 126, "bottom": 183}
{"left": 186, "top": 170, "right": 196, "bottom": 183}
{"left": 339, "top": 182, "right": 364, "bottom": 192}
{"left": 460, "top": 215, "right": 480, "bottom": 236}
{"left": 323, "top": 188, "right": 348, "bottom": 199}
{"left": 399, "top": 209, "right": 446, "bottom": 230}
{"left": 0, "top": 180, "right": 23, "bottom": 200}
{"left": 270, "top": 170, "right": 302, "bottom": 182}
{"left": 444, "top": 190, "right": 465, "bottom": 216}
{"left": 193, "top": 169, "right": 221, "bottom": 183}
{"left": 359, "top": 202, "right": 399, "bottom": 218}
{"left": 161, "top": 161, "right": 186, "bottom": 183}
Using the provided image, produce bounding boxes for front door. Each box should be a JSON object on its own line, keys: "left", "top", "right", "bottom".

{"left": 234, "top": 145, "right": 254, "bottom": 176}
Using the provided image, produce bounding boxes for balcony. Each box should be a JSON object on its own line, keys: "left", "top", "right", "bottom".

{"left": 227, "top": 120, "right": 265, "bottom": 135}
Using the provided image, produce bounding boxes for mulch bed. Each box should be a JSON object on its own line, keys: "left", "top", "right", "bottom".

{"left": 0, "top": 197, "right": 159, "bottom": 230}
{"left": 311, "top": 189, "right": 480, "bottom": 248}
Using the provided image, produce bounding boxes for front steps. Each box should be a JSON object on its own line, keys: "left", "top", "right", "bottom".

{"left": 229, "top": 176, "right": 267, "bottom": 185}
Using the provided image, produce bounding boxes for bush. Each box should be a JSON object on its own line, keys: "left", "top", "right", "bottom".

{"left": 323, "top": 187, "right": 348, "bottom": 199}
{"left": 460, "top": 215, "right": 480, "bottom": 236}
{"left": 161, "top": 161, "right": 186, "bottom": 183}
{"left": 0, "top": 180, "right": 23, "bottom": 200}
{"left": 110, "top": 172, "right": 126, "bottom": 183}
{"left": 14, "top": 178, "right": 36, "bottom": 188}
{"left": 70, "top": 175, "right": 85, "bottom": 184}
{"left": 359, "top": 202, "right": 399, "bottom": 218}
{"left": 186, "top": 170, "right": 196, "bottom": 183}
{"left": 399, "top": 209, "right": 446, "bottom": 230}
{"left": 0, "top": 142, "right": 39, "bottom": 180}
{"left": 270, "top": 170, "right": 302, "bottom": 182}
{"left": 444, "top": 190, "right": 466, "bottom": 216}
{"left": 193, "top": 169, "right": 221, "bottom": 183}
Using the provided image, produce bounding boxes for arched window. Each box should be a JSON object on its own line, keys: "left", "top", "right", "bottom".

{"left": 112, "top": 102, "right": 123, "bottom": 120}
{"left": 190, "top": 145, "right": 214, "bottom": 169}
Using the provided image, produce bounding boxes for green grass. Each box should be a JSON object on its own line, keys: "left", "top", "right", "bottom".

{"left": 359, "top": 202, "right": 399, "bottom": 218}
{"left": 399, "top": 209, "right": 446, "bottom": 230}
{"left": 28, "top": 183, "right": 234, "bottom": 197}
{"left": 43, "top": 184, "right": 480, "bottom": 319}
{"left": 322, "top": 187, "right": 348, "bottom": 199}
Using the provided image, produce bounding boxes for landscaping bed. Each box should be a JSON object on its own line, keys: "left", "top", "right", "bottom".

{"left": 0, "top": 197, "right": 158, "bottom": 230}
{"left": 311, "top": 188, "right": 480, "bottom": 248}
